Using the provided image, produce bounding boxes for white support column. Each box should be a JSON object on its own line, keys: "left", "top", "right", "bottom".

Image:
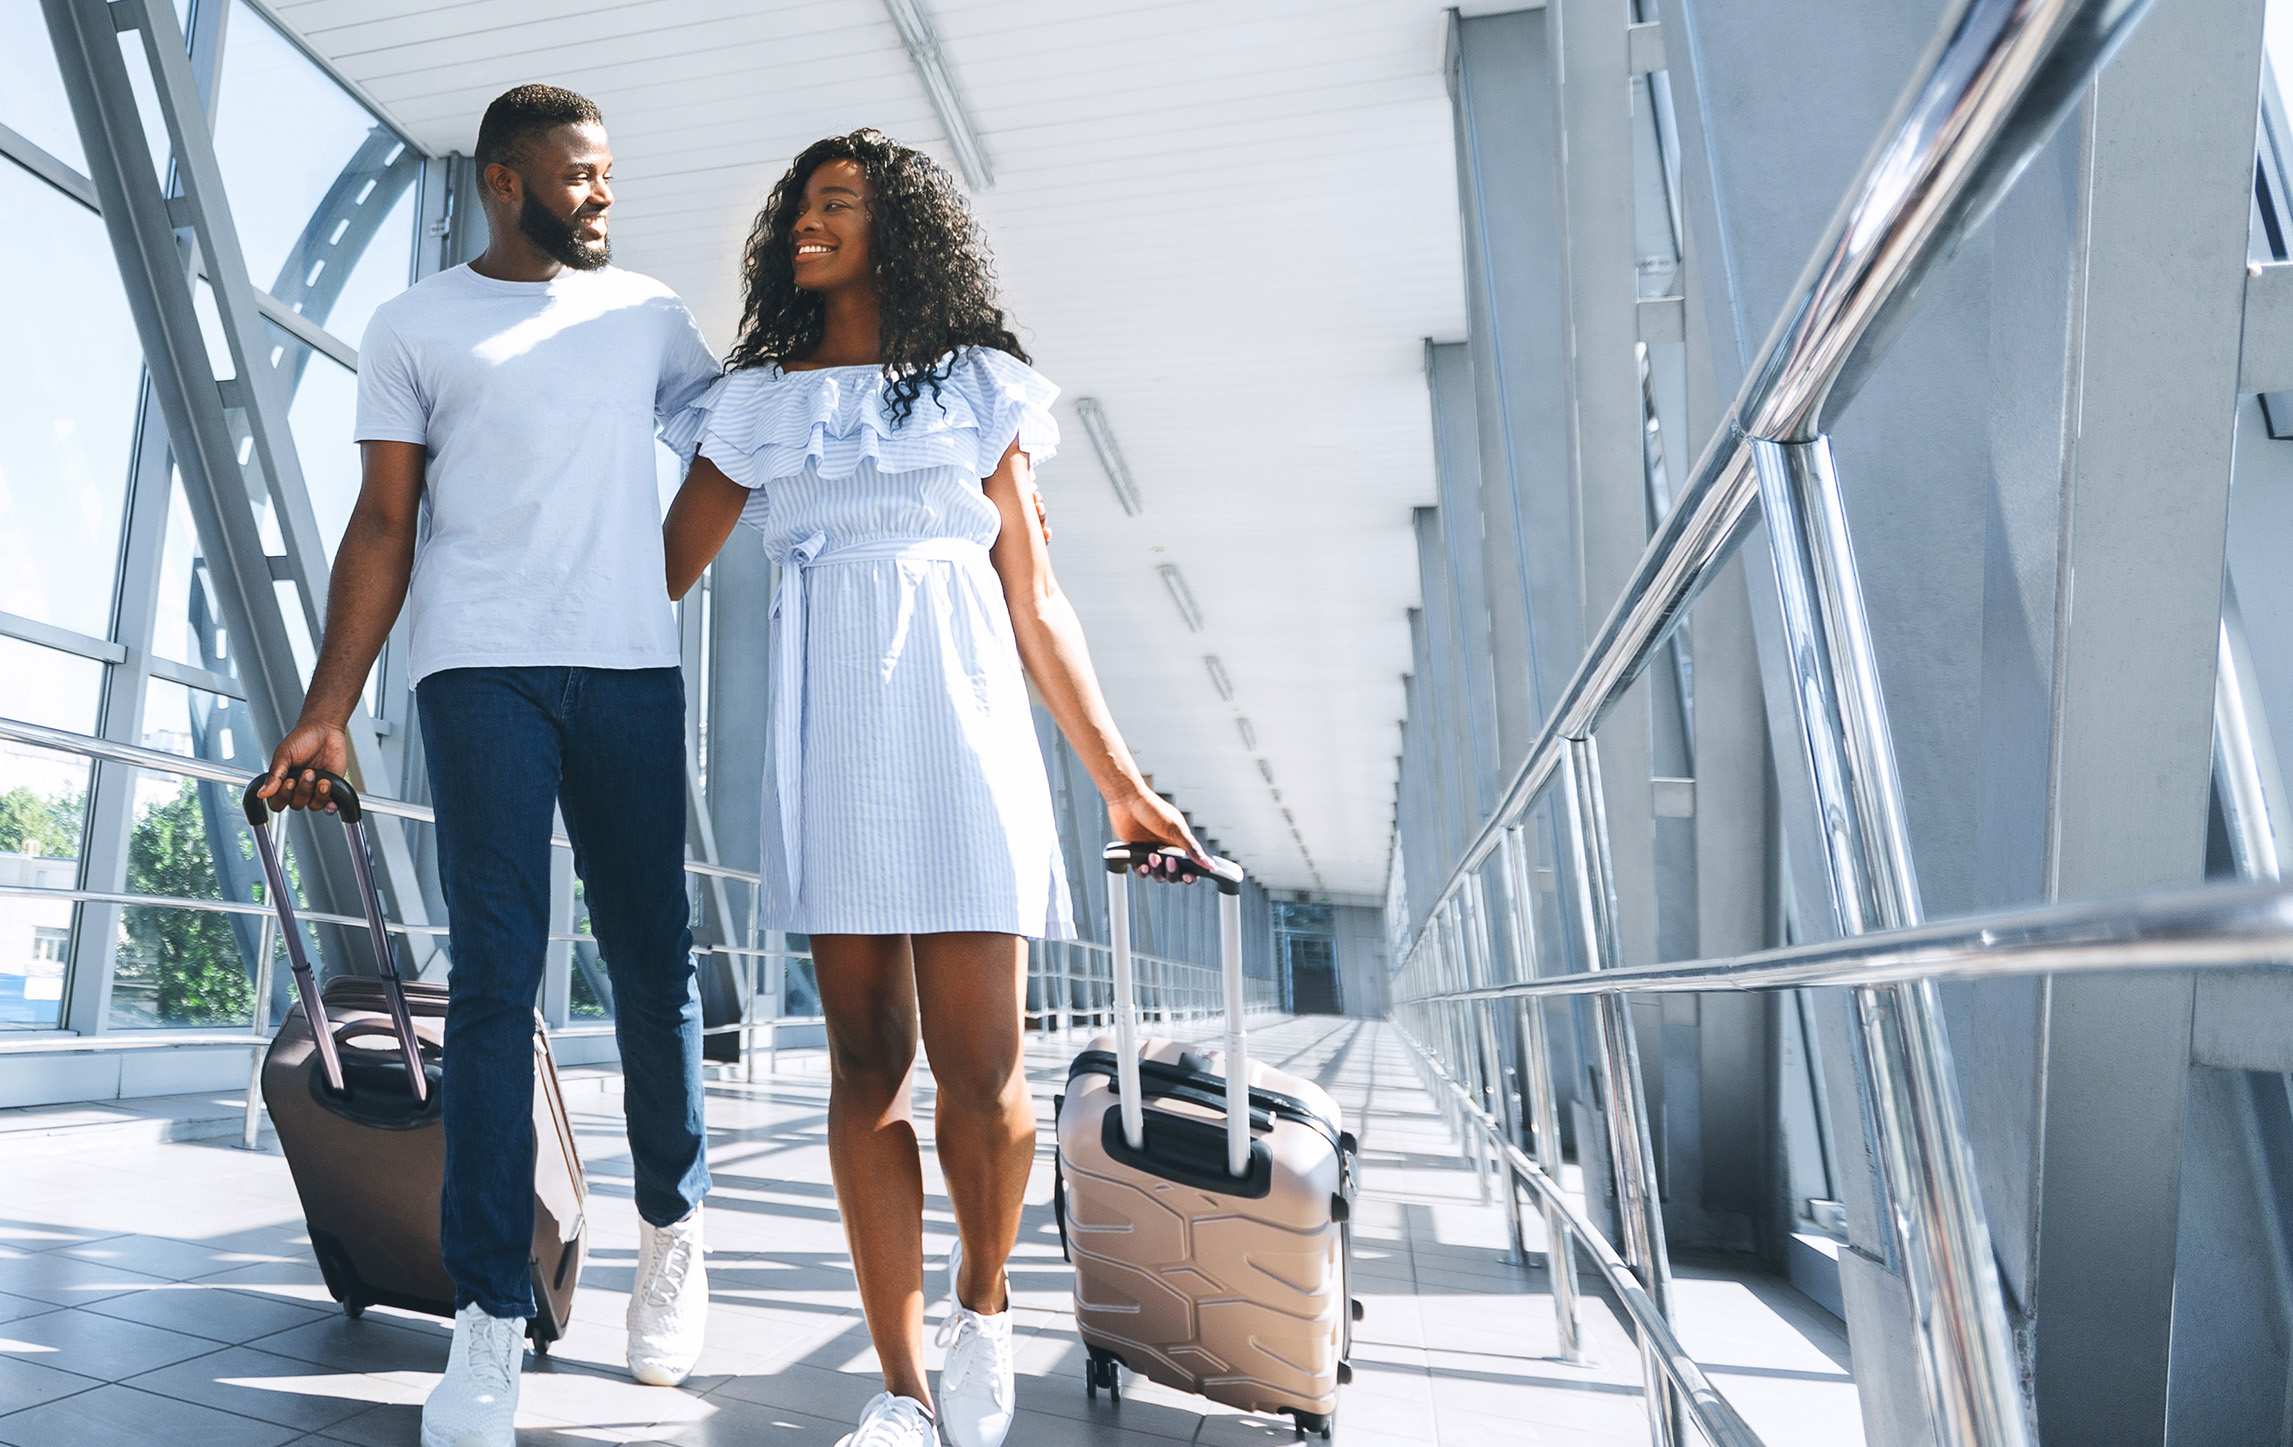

{"left": 2033, "top": 0, "right": 2269, "bottom": 1437}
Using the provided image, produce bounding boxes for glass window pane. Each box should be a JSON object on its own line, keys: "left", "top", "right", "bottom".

{"left": 0, "top": 641, "right": 102, "bottom": 1030}
{"left": 2272, "top": 0, "right": 2293, "bottom": 94}
{"left": 267, "top": 325, "right": 361, "bottom": 557}
{"left": 0, "top": 635, "right": 104, "bottom": 732}
{"left": 212, "top": 7, "right": 419, "bottom": 330}
{"left": 0, "top": 160, "right": 144, "bottom": 638}
{"left": 110, "top": 676, "right": 269, "bottom": 1028}
{"left": 112, "top": 24, "right": 174, "bottom": 186}
{"left": 151, "top": 473, "right": 222, "bottom": 671}
{"left": 0, "top": 0, "right": 87, "bottom": 171}
{"left": 321, "top": 183, "right": 417, "bottom": 348}
{"left": 569, "top": 881, "right": 613, "bottom": 1021}
{"left": 0, "top": 737, "right": 92, "bottom": 1029}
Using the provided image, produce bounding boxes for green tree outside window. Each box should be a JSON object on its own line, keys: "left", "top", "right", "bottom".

{"left": 0, "top": 785, "right": 85, "bottom": 856}
{"left": 114, "top": 778, "right": 253, "bottom": 1026}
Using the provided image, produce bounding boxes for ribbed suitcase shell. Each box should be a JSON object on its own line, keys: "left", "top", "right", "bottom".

{"left": 1057, "top": 1038, "right": 1354, "bottom": 1428}
{"left": 263, "top": 974, "right": 588, "bottom": 1347}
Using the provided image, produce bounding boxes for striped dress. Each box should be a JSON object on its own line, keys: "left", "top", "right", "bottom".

{"left": 665, "top": 347, "right": 1076, "bottom": 940}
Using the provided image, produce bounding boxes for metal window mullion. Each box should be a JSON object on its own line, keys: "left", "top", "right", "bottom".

{"left": 59, "top": 378, "right": 178, "bottom": 1036}
{"left": 1749, "top": 435, "right": 2027, "bottom": 1445}
{"left": 43, "top": 0, "right": 386, "bottom": 980}
{"left": 0, "top": 119, "right": 99, "bottom": 209}
{"left": 69, "top": 0, "right": 257, "bottom": 1030}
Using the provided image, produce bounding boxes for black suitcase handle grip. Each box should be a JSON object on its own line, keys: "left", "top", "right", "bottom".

{"left": 1101, "top": 841, "right": 1245, "bottom": 895}
{"left": 242, "top": 767, "right": 361, "bottom": 823}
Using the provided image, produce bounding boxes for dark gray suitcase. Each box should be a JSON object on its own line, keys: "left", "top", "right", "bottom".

{"left": 245, "top": 772, "right": 586, "bottom": 1350}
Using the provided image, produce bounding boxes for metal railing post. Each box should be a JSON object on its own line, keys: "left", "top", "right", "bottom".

{"left": 1467, "top": 869, "right": 1530, "bottom": 1263}
{"left": 1441, "top": 901, "right": 1489, "bottom": 1202}
{"left": 240, "top": 862, "right": 278, "bottom": 1150}
{"left": 1751, "top": 435, "right": 2028, "bottom": 1445}
{"left": 741, "top": 953, "right": 758, "bottom": 1080}
{"left": 1501, "top": 823, "right": 1584, "bottom": 1362}
{"left": 1563, "top": 737, "right": 1679, "bottom": 1446}
{"left": 2214, "top": 582, "right": 2285, "bottom": 882}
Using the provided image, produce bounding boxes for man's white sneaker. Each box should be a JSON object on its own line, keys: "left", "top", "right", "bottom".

{"left": 421, "top": 1303, "right": 524, "bottom": 1447}
{"left": 627, "top": 1205, "right": 708, "bottom": 1385}
{"left": 835, "top": 1390, "right": 935, "bottom": 1447}
{"left": 937, "top": 1239, "right": 1016, "bottom": 1447}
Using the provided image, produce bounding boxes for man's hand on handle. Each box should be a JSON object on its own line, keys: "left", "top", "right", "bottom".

{"left": 1106, "top": 789, "right": 1211, "bottom": 883}
{"left": 256, "top": 719, "right": 351, "bottom": 813}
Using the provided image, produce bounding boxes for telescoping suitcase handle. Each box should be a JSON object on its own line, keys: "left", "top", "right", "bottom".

{"left": 1101, "top": 842, "right": 1251, "bottom": 1179}
{"left": 241, "top": 770, "right": 427, "bottom": 1104}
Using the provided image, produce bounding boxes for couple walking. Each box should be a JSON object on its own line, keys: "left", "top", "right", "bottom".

{"left": 256, "top": 85, "right": 1201, "bottom": 1447}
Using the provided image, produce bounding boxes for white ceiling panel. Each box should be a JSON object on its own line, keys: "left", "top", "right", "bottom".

{"left": 274, "top": 0, "right": 1467, "bottom": 896}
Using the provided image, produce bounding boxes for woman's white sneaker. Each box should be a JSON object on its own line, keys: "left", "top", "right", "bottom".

{"left": 937, "top": 1239, "right": 1016, "bottom": 1447}
{"left": 836, "top": 1391, "right": 935, "bottom": 1447}
{"left": 627, "top": 1205, "right": 708, "bottom": 1385}
{"left": 421, "top": 1303, "right": 524, "bottom": 1447}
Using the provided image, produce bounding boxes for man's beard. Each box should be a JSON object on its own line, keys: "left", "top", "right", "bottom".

{"left": 519, "top": 192, "right": 610, "bottom": 271}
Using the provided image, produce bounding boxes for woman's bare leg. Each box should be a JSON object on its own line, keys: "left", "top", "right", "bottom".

{"left": 912, "top": 932, "right": 1033, "bottom": 1315}
{"left": 814, "top": 933, "right": 932, "bottom": 1405}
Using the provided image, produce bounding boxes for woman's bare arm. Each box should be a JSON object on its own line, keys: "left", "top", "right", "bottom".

{"left": 983, "top": 440, "right": 1204, "bottom": 862}
{"left": 664, "top": 455, "right": 748, "bottom": 600}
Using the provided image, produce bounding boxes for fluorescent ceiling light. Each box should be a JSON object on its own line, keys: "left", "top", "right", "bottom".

{"left": 882, "top": 0, "right": 993, "bottom": 190}
{"left": 1237, "top": 718, "right": 1256, "bottom": 749}
{"left": 1205, "top": 655, "right": 1232, "bottom": 700}
{"left": 1159, "top": 563, "right": 1202, "bottom": 631}
{"left": 1073, "top": 398, "right": 1143, "bottom": 515}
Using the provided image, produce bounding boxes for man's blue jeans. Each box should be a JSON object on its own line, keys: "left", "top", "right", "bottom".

{"left": 417, "top": 666, "right": 710, "bottom": 1320}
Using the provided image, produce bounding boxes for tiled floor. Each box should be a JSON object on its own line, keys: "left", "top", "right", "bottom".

{"left": 0, "top": 1019, "right": 1860, "bottom": 1444}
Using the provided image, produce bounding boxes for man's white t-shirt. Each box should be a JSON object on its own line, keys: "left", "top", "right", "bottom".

{"left": 354, "top": 263, "right": 720, "bottom": 686}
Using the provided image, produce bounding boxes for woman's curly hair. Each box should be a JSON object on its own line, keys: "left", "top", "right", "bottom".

{"left": 725, "top": 130, "right": 1027, "bottom": 424}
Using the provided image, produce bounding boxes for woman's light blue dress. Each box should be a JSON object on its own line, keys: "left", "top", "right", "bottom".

{"left": 665, "top": 347, "right": 1075, "bottom": 939}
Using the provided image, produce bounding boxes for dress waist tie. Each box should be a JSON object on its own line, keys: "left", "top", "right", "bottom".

{"left": 768, "top": 534, "right": 996, "bottom": 908}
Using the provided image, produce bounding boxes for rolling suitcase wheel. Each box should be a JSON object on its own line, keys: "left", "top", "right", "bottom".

{"left": 1085, "top": 1348, "right": 1123, "bottom": 1402}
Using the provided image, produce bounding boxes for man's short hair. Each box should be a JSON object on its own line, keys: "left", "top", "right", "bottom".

{"left": 474, "top": 85, "right": 603, "bottom": 171}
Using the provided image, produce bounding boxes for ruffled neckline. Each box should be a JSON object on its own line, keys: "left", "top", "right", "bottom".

{"left": 661, "top": 347, "right": 1060, "bottom": 492}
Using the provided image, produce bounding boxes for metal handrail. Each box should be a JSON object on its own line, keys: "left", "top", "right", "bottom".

{"left": 0, "top": 714, "right": 1259, "bottom": 1091}
{"left": 1394, "top": 1, "right": 2162, "bottom": 1443}
{"left": 1423, "top": 0, "right": 2156, "bottom": 905}
{"left": 1405, "top": 1036, "right": 1762, "bottom": 1447}
{"left": 1395, "top": 879, "right": 2293, "bottom": 1001}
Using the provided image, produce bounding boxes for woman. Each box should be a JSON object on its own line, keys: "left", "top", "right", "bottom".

{"left": 662, "top": 131, "right": 1202, "bottom": 1447}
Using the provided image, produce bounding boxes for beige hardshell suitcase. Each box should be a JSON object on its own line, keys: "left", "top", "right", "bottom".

{"left": 1055, "top": 844, "right": 1359, "bottom": 1440}
{"left": 246, "top": 772, "right": 587, "bottom": 1351}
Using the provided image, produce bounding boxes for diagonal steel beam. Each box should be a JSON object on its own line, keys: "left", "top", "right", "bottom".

{"left": 40, "top": 0, "right": 432, "bottom": 976}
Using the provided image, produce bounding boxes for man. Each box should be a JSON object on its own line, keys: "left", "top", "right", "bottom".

{"left": 257, "top": 84, "right": 719, "bottom": 1447}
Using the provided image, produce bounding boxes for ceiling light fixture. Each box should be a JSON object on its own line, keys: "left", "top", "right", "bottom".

{"left": 1073, "top": 398, "right": 1143, "bottom": 515}
{"left": 1159, "top": 563, "right": 1202, "bottom": 632}
{"left": 1257, "top": 759, "right": 1275, "bottom": 784}
{"left": 1205, "top": 655, "right": 1233, "bottom": 700}
{"left": 881, "top": 0, "right": 994, "bottom": 190}
{"left": 1237, "top": 718, "right": 1256, "bottom": 749}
